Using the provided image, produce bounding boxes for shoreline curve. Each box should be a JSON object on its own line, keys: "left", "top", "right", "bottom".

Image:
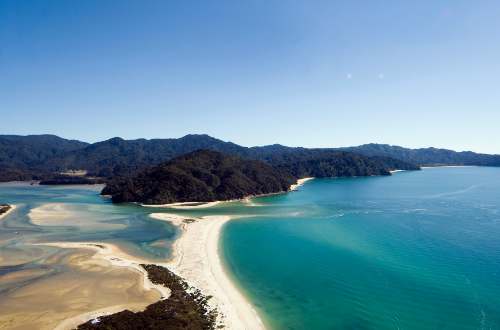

{"left": 150, "top": 213, "right": 266, "bottom": 329}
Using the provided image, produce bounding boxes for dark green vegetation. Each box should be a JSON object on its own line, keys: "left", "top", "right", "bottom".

{"left": 341, "top": 143, "right": 500, "bottom": 167}
{"left": 77, "top": 264, "right": 218, "bottom": 330}
{"left": 275, "top": 152, "right": 418, "bottom": 178}
{"left": 0, "top": 135, "right": 88, "bottom": 181}
{"left": 102, "top": 149, "right": 420, "bottom": 204}
{"left": 102, "top": 150, "right": 296, "bottom": 204}
{"left": 2, "top": 134, "right": 498, "bottom": 183}
{"left": 0, "top": 204, "right": 11, "bottom": 215}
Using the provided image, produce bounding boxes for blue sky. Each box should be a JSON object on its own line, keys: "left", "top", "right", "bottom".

{"left": 1, "top": 0, "right": 499, "bottom": 153}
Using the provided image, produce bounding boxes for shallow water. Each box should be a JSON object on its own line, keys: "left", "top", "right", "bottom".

{"left": 0, "top": 183, "right": 178, "bottom": 329}
{"left": 0, "top": 184, "right": 179, "bottom": 261}
{"left": 221, "top": 167, "right": 500, "bottom": 329}
{"left": 1, "top": 167, "right": 500, "bottom": 329}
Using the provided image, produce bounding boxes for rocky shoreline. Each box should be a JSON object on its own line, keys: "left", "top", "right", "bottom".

{"left": 77, "top": 264, "right": 219, "bottom": 330}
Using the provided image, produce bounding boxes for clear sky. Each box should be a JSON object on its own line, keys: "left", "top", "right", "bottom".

{"left": 1, "top": 0, "right": 499, "bottom": 153}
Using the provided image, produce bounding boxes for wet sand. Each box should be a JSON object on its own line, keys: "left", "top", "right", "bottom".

{"left": 0, "top": 247, "right": 160, "bottom": 330}
{"left": 28, "top": 203, "right": 125, "bottom": 230}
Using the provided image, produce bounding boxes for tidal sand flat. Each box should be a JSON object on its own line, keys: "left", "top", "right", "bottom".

{"left": 0, "top": 247, "right": 159, "bottom": 330}
{"left": 28, "top": 203, "right": 126, "bottom": 230}
{"left": 39, "top": 242, "right": 171, "bottom": 330}
{"left": 0, "top": 184, "right": 179, "bottom": 330}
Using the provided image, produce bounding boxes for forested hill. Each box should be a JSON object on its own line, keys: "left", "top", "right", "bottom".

{"left": 101, "top": 149, "right": 413, "bottom": 204}
{"left": 0, "top": 134, "right": 418, "bottom": 181}
{"left": 101, "top": 150, "right": 296, "bottom": 204}
{"left": 0, "top": 135, "right": 88, "bottom": 181}
{"left": 44, "top": 135, "right": 246, "bottom": 177}
{"left": 339, "top": 144, "right": 500, "bottom": 167}
{"left": 2, "top": 134, "right": 498, "bottom": 182}
{"left": 275, "top": 153, "right": 418, "bottom": 178}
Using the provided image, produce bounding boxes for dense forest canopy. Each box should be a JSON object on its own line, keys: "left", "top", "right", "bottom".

{"left": 339, "top": 143, "right": 500, "bottom": 167}
{"left": 102, "top": 149, "right": 422, "bottom": 204}
{"left": 0, "top": 135, "right": 88, "bottom": 181}
{"left": 1, "top": 134, "right": 498, "bottom": 183}
{"left": 102, "top": 150, "right": 296, "bottom": 204}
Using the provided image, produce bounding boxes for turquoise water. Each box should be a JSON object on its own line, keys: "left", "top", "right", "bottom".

{"left": 222, "top": 167, "right": 500, "bottom": 329}
{"left": 0, "top": 183, "right": 180, "bottom": 326}
{"left": 0, "top": 184, "right": 178, "bottom": 266}
{"left": 1, "top": 167, "right": 500, "bottom": 329}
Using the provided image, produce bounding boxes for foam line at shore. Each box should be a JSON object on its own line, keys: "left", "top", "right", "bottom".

{"left": 150, "top": 213, "right": 266, "bottom": 330}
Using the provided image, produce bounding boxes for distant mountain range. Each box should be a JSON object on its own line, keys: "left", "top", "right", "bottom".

{"left": 0, "top": 134, "right": 498, "bottom": 182}
{"left": 0, "top": 135, "right": 88, "bottom": 181}
{"left": 340, "top": 144, "right": 500, "bottom": 167}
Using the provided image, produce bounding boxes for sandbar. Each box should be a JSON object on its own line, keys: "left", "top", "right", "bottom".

{"left": 150, "top": 213, "right": 266, "bottom": 329}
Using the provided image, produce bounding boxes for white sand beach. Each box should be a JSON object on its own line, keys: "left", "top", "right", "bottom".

{"left": 150, "top": 212, "right": 266, "bottom": 330}
{"left": 41, "top": 211, "right": 265, "bottom": 330}
{"left": 290, "top": 177, "right": 314, "bottom": 191}
{"left": 139, "top": 178, "right": 315, "bottom": 328}
{"left": 142, "top": 201, "right": 221, "bottom": 209}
